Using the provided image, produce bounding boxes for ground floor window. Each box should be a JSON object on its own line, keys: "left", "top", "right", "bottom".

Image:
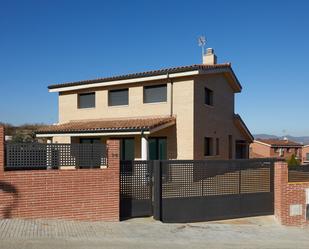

{"left": 78, "top": 137, "right": 103, "bottom": 168}
{"left": 149, "top": 137, "right": 167, "bottom": 160}
{"left": 204, "top": 137, "right": 213, "bottom": 156}
{"left": 235, "top": 140, "right": 248, "bottom": 159}
{"left": 80, "top": 137, "right": 101, "bottom": 144}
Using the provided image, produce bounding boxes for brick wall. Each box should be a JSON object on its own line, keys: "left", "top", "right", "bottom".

{"left": 0, "top": 126, "right": 120, "bottom": 221}
{"left": 275, "top": 161, "right": 309, "bottom": 226}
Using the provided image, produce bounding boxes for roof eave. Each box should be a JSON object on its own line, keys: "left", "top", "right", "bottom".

{"left": 234, "top": 114, "right": 253, "bottom": 142}
{"left": 47, "top": 64, "right": 235, "bottom": 93}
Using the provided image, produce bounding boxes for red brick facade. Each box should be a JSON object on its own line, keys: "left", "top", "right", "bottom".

{"left": 275, "top": 161, "right": 309, "bottom": 226}
{"left": 0, "top": 126, "right": 120, "bottom": 221}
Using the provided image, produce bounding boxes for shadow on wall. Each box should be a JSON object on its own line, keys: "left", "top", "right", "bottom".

{"left": 0, "top": 181, "right": 18, "bottom": 218}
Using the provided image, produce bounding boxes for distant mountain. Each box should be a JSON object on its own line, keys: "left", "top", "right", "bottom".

{"left": 254, "top": 134, "right": 278, "bottom": 140}
{"left": 253, "top": 134, "right": 309, "bottom": 145}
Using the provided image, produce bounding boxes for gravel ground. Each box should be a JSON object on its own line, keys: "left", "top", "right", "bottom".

{"left": 0, "top": 216, "right": 309, "bottom": 249}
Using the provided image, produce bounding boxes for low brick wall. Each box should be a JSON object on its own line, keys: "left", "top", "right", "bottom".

{"left": 0, "top": 126, "right": 120, "bottom": 221}
{"left": 275, "top": 161, "right": 309, "bottom": 226}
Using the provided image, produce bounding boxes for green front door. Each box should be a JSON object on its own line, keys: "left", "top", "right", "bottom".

{"left": 120, "top": 138, "right": 135, "bottom": 160}
{"left": 149, "top": 137, "right": 167, "bottom": 160}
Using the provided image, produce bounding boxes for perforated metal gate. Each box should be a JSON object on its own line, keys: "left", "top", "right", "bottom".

{"left": 120, "top": 160, "right": 153, "bottom": 219}
{"left": 159, "top": 159, "right": 275, "bottom": 222}
{"left": 120, "top": 159, "right": 275, "bottom": 222}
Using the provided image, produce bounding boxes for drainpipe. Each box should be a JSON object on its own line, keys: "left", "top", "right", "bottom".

{"left": 167, "top": 73, "right": 173, "bottom": 117}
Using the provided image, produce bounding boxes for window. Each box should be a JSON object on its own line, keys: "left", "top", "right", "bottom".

{"left": 306, "top": 153, "right": 309, "bottom": 161}
{"left": 108, "top": 89, "right": 128, "bottom": 106}
{"left": 228, "top": 135, "right": 233, "bottom": 159}
{"left": 204, "top": 87, "right": 213, "bottom": 106}
{"left": 274, "top": 148, "right": 279, "bottom": 153}
{"left": 78, "top": 92, "right": 95, "bottom": 108}
{"left": 144, "top": 84, "right": 167, "bottom": 103}
{"left": 149, "top": 137, "right": 167, "bottom": 160}
{"left": 216, "top": 138, "right": 220, "bottom": 155}
{"left": 287, "top": 148, "right": 291, "bottom": 153}
{"left": 235, "top": 140, "right": 248, "bottom": 159}
{"left": 80, "top": 138, "right": 101, "bottom": 144}
{"left": 204, "top": 137, "right": 213, "bottom": 156}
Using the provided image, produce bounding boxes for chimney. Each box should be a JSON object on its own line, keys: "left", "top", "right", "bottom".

{"left": 203, "top": 48, "right": 217, "bottom": 65}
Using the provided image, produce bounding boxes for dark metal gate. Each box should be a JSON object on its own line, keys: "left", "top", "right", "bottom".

{"left": 120, "top": 159, "right": 275, "bottom": 222}
{"left": 120, "top": 160, "right": 153, "bottom": 219}
{"left": 159, "top": 159, "right": 275, "bottom": 222}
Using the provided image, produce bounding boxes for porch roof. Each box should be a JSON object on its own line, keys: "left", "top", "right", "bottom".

{"left": 36, "top": 116, "right": 176, "bottom": 136}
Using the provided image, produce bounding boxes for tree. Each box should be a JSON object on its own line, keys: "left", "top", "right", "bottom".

{"left": 287, "top": 154, "right": 300, "bottom": 167}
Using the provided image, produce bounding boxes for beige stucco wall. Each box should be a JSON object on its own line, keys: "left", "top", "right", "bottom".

{"left": 58, "top": 80, "right": 172, "bottom": 123}
{"left": 193, "top": 74, "right": 248, "bottom": 160}
{"left": 54, "top": 73, "right": 247, "bottom": 160}
{"left": 56, "top": 77, "right": 194, "bottom": 159}
{"left": 52, "top": 136, "right": 71, "bottom": 143}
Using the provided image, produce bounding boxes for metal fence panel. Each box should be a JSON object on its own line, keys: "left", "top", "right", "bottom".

{"left": 5, "top": 143, "right": 107, "bottom": 170}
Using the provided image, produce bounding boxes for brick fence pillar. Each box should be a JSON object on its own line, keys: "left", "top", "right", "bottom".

{"left": 274, "top": 161, "right": 288, "bottom": 224}
{"left": 106, "top": 139, "right": 120, "bottom": 221}
{"left": 0, "top": 126, "right": 4, "bottom": 179}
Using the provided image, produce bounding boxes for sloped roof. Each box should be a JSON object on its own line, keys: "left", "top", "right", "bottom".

{"left": 255, "top": 139, "right": 302, "bottom": 147}
{"left": 48, "top": 63, "right": 241, "bottom": 91}
{"left": 233, "top": 114, "right": 254, "bottom": 142}
{"left": 36, "top": 116, "right": 176, "bottom": 134}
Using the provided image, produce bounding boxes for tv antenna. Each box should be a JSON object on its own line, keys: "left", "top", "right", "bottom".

{"left": 198, "top": 36, "right": 206, "bottom": 56}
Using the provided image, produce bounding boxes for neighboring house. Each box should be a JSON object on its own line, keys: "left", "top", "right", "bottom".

{"left": 37, "top": 48, "right": 253, "bottom": 160}
{"left": 302, "top": 145, "right": 309, "bottom": 164}
{"left": 250, "top": 139, "right": 303, "bottom": 160}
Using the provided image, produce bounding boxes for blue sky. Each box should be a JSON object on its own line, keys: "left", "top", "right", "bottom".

{"left": 0, "top": 0, "right": 308, "bottom": 136}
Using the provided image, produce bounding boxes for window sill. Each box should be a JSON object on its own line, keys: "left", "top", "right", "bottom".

{"left": 204, "top": 155, "right": 220, "bottom": 158}
{"left": 77, "top": 107, "right": 96, "bottom": 110}
{"left": 204, "top": 104, "right": 214, "bottom": 108}
{"left": 108, "top": 105, "right": 129, "bottom": 108}
{"left": 143, "top": 101, "right": 168, "bottom": 105}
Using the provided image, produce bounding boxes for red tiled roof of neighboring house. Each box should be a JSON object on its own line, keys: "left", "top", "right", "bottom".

{"left": 36, "top": 116, "right": 176, "bottom": 134}
{"left": 48, "top": 63, "right": 241, "bottom": 90}
{"left": 255, "top": 139, "right": 302, "bottom": 147}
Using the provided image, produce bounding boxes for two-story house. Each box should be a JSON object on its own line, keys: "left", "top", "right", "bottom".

{"left": 37, "top": 48, "right": 253, "bottom": 160}
{"left": 250, "top": 138, "right": 303, "bottom": 161}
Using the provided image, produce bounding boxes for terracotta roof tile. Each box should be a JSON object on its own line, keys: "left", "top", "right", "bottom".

{"left": 255, "top": 139, "right": 302, "bottom": 147}
{"left": 48, "top": 63, "right": 237, "bottom": 89}
{"left": 36, "top": 116, "right": 176, "bottom": 134}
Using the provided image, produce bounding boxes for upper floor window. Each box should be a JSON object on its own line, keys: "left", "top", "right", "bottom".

{"left": 205, "top": 87, "right": 213, "bottom": 106}
{"left": 108, "top": 89, "right": 129, "bottom": 106}
{"left": 78, "top": 92, "right": 95, "bottom": 109}
{"left": 306, "top": 153, "right": 309, "bottom": 161}
{"left": 144, "top": 84, "right": 167, "bottom": 103}
{"left": 204, "top": 137, "right": 213, "bottom": 156}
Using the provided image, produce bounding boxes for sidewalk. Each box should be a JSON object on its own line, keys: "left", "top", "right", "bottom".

{"left": 0, "top": 217, "right": 308, "bottom": 249}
